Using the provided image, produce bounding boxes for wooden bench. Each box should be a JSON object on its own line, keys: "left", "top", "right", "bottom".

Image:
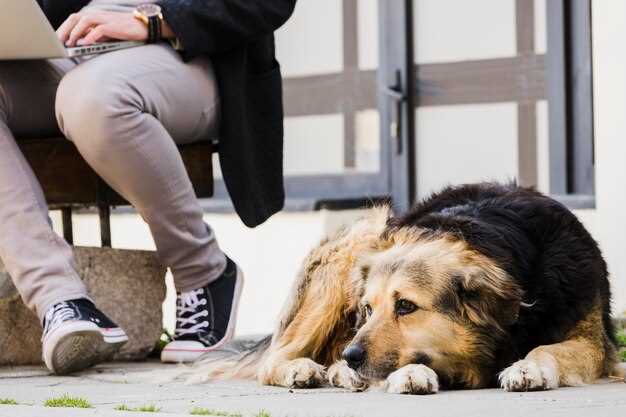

{"left": 18, "top": 137, "right": 214, "bottom": 247}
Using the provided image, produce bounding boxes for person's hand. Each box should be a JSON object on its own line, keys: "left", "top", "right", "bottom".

{"left": 57, "top": 11, "right": 148, "bottom": 46}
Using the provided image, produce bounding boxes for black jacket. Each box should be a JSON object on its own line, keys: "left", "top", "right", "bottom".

{"left": 39, "top": 0, "right": 297, "bottom": 227}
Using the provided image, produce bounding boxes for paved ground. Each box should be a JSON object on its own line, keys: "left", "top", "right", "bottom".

{"left": 0, "top": 361, "right": 625, "bottom": 417}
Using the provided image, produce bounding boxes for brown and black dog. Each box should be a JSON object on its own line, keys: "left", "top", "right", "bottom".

{"left": 191, "top": 183, "right": 621, "bottom": 394}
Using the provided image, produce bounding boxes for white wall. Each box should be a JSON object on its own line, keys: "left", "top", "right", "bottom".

{"left": 585, "top": 0, "right": 626, "bottom": 315}
{"left": 415, "top": 103, "right": 519, "bottom": 200}
{"left": 51, "top": 209, "right": 366, "bottom": 336}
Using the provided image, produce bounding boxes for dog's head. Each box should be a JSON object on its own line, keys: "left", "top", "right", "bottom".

{"left": 343, "top": 229, "right": 522, "bottom": 387}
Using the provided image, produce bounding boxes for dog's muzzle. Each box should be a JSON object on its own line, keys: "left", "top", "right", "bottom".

{"left": 342, "top": 344, "right": 366, "bottom": 370}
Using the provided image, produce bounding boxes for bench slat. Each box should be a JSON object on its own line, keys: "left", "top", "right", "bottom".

{"left": 18, "top": 137, "right": 214, "bottom": 208}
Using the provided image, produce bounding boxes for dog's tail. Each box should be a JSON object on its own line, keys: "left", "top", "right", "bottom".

{"left": 184, "top": 335, "right": 272, "bottom": 384}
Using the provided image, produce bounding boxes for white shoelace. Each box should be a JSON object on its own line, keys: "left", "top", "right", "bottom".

{"left": 175, "top": 288, "right": 210, "bottom": 336}
{"left": 43, "top": 302, "right": 76, "bottom": 335}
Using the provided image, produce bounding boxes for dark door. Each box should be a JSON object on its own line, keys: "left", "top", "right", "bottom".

{"left": 380, "top": 0, "right": 595, "bottom": 210}
{"left": 379, "top": 0, "right": 416, "bottom": 212}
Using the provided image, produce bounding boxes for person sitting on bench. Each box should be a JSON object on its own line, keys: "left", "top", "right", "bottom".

{"left": 0, "top": 0, "right": 296, "bottom": 374}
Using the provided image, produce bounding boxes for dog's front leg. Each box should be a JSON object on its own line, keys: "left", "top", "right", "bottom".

{"left": 259, "top": 355, "right": 327, "bottom": 389}
{"left": 499, "top": 338, "right": 605, "bottom": 391}
{"left": 327, "top": 360, "right": 369, "bottom": 391}
{"left": 383, "top": 364, "right": 439, "bottom": 394}
{"left": 499, "top": 306, "right": 611, "bottom": 391}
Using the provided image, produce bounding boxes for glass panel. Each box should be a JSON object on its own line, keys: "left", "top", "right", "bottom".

{"left": 415, "top": 103, "right": 519, "bottom": 199}
{"left": 358, "top": 0, "right": 379, "bottom": 70}
{"left": 280, "top": 110, "right": 380, "bottom": 177}
{"left": 414, "top": 0, "right": 517, "bottom": 64}
{"left": 284, "top": 115, "right": 345, "bottom": 176}
{"left": 276, "top": 0, "right": 343, "bottom": 77}
{"left": 205, "top": 0, "right": 385, "bottom": 205}
{"left": 354, "top": 110, "right": 381, "bottom": 172}
{"left": 275, "top": 0, "right": 383, "bottom": 183}
{"left": 534, "top": 0, "right": 548, "bottom": 54}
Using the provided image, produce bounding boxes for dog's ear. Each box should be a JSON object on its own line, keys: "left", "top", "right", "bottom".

{"left": 452, "top": 268, "right": 522, "bottom": 331}
{"left": 347, "top": 259, "right": 371, "bottom": 313}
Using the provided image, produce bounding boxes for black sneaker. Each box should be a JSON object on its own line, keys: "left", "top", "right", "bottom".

{"left": 161, "top": 257, "right": 244, "bottom": 363}
{"left": 42, "top": 299, "right": 128, "bottom": 375}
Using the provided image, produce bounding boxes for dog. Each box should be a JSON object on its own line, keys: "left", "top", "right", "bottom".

{"left": 191, "top": 182, "right": 620, "bottom": 394}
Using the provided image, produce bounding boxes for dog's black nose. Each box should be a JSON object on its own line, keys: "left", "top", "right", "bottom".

{"left": 342, "top": 345, "right": 366, "bottom": 369}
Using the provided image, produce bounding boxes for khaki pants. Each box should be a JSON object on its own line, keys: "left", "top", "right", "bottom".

{"left": 0, "top": 44, "right": 227, "bottom": 320}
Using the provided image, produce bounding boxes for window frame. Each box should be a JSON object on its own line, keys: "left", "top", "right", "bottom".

{"left": 206, "top": 0, "right": 596, "bottom": 213}
{"left": 208, "top": 0, "right": 390, "bottom": 212}
{"left": 547, "top": 0, "right": 595, "bottom": 209}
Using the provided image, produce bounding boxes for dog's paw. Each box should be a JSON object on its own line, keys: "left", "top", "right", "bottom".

{"left": 499, "top": 359, "right": 559, "bottom": 392}
{"left": 384, "top": 364, "right": 439, "bottom": 395}
{"left": 327, "top": 360, "right": 368, "bottom": 391}
{"left": 283, "top": 358, "right": 326, "bottom": 389}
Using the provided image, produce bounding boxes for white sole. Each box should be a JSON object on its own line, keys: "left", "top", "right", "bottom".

{"left": 43, "top": 321, "right": 128, "bottom": 375}
{"left": 161, "top": 267, "right": 245, "bottom": 363}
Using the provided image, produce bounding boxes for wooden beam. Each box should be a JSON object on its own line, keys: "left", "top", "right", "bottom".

{"left": 516, "top": 0, "right": 535, "bottom": 54}
{"left": 342, "top": 0, "right": 359, "bottom": 168}
{"left": 517, "top": 102, "right": 538, "bottom": 187}
{"left": 283, "top": 55, "right": 546, "bottom": 118}
{"left": 283, "top": 69, "right": 377, "bottom": 117}
{"left": 516, "top": 0, "right": 538, "bottom": 188}
{"left": 415, "top": 55, "right": 546, "bottom": 107}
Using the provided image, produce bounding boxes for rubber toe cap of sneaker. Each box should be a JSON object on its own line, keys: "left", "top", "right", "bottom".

{"left": 160, "top": 340, "right": 211, "bottom": 363}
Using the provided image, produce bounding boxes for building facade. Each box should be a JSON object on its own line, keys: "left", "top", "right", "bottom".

{"left": 58, "top": 0, "right": 626, "bottom": 334}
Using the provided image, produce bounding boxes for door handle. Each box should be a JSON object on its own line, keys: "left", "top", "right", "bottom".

{"left": 384, "top": 70, "right": 407, "bottom": 155}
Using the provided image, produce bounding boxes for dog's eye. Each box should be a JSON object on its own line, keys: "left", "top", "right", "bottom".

{"left": 396, "top": 299, "right": 417, "bottom": 315}
{"left": 364, "top": 304, "right": 373, "bottom": 317}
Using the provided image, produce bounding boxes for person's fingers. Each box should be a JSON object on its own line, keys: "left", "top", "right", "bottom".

{"left": 96, "top": 22, "right": 135, "bottom": 41}
{"left": 79, "top": 17, "right": 149, "bottom": 45}
{"left": 66, "top": 14, "right": 101, "bottom": 47}
{"left": 77, "top": 25, "right": 108, "bottom": 46}
{"left": 56, "top": 13, "right": 81, "bottom": 44}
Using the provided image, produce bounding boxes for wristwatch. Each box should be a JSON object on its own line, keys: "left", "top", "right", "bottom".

{"left": 134, "top": 4, "right": 163, "bottom": 44}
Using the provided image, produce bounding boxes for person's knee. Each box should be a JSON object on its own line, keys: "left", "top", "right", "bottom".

{"left": 55, "top": 65, "right": 140, "bottom": 151}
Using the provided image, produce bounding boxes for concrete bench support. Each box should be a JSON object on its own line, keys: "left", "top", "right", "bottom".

{"left": 0, "top": 247, "right": 167, "bottom": 365}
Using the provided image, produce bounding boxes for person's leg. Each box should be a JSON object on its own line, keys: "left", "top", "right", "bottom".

{"left": 56, "top": 45, "right": 239, "bottom": 362}
{"left": 0, "top": 60, "right": 128, "bottom": 374}
{"left": 56, "top": 45, "right": 227, "bottom": 294}
{"left": 0, "top": 59, "right": 89, "bottom": 318}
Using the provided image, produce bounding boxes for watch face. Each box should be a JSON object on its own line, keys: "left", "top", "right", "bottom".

{"left": 136, "top": 4, "right": 162, "bottom": 17}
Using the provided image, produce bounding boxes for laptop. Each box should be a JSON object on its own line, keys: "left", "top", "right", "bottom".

{"left": 0, "top": 0, "right": 144, "bottom": 60}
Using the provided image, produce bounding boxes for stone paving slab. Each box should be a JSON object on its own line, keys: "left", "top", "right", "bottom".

{"left": 1, "top": 361, "right": 625, "bottom": 417}
{"left": 3, "top": 406, "right": 189, "bottom": 417}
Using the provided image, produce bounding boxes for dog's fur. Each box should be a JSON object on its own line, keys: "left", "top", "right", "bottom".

{"left": 192, "top": 183, "right": 620, "bottom": 393}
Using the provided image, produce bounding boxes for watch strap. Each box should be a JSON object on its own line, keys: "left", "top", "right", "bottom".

{"left": 147, "top": 15, "right": 162, "bottom": 43}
